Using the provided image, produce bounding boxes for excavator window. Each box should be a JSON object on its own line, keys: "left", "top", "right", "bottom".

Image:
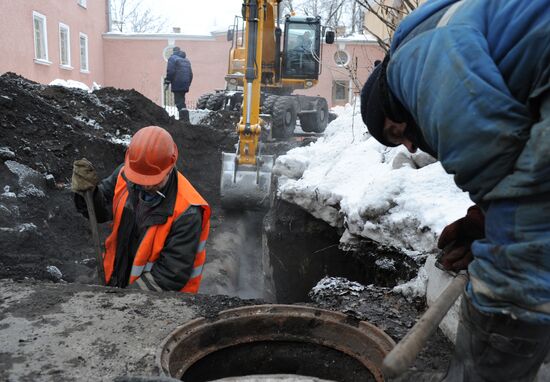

{"left": 282, "top": 19, "right": 320, "bottom": 79}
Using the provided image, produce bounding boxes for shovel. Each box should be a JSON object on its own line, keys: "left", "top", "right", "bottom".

{"left": 83, "top": 190, "right": 106, "bottom": 286}
{"left": 382, "top": 269, "right": 469, "bottom": 378}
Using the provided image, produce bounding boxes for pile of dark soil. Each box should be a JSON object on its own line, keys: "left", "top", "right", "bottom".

{"left": 309, "top": 278, "right": 454, "bottom": 373}
{"left": 0, "top": 72, "right": 236, "bottom": 283}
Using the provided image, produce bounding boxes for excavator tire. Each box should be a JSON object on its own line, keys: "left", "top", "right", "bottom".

{"left": 300, "top": 97, "right": 329, "bottom": 133}
{"left": 196, "top": 93, "right": 212, "bottom": 109}
{"left": 261, "top": 95, "right": 278, "bottom": 115}
{"left": 206, "top": 92, "right": 226, "bottom": 111}
{"left": 272, "top": 96, "right": 297, "bottom": 139}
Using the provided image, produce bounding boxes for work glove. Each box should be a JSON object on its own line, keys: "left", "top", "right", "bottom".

{"left": 71, "top": 158, "right": 99, "bottom": 194}
{"left": 437, "top": 205, "right": 485, "bottom": 272}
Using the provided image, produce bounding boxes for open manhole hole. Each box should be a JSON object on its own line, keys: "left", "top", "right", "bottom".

{"left": 157, "top": 305, "right": 395, "bottom": 381}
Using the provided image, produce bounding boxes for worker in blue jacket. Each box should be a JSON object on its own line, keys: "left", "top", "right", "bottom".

{"left": 165, "top": 46, "right": 193, "bottom": 123}
{"left": 361, "top": 0, "right": 550, "bottom": 380}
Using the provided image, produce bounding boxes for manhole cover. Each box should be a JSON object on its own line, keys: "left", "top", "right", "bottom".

{"left": 157, "top": 305, "right": 395, "bottom": 381}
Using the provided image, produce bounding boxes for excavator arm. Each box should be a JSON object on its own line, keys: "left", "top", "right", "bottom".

{"left": 220, "top": 0, "right": 278, "bottom": 209}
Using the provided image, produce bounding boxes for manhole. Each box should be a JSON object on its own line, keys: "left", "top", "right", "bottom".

{"left": 157, "top": 305, "right": 395, "bottom": 382}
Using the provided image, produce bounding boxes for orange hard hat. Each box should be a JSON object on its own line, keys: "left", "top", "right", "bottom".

{"left": 124, "top": 126, "right": 178, "bottom": 186}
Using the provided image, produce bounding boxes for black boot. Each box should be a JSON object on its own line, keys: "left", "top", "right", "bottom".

{"left": 442, "top": 295, "right": 550, "bottom": 382}
{"left": 179, "top": 108, "right": 190, "bottom": 124}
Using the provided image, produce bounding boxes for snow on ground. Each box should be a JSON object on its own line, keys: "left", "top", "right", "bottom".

{"left": 275, "top": 102, "right": 472, "bottom": 256}
{"left": 275, "top": 101, "right": 473, "bottom": 314}
{"left": 164, "top": 106, "right": 211, "bottom": 125}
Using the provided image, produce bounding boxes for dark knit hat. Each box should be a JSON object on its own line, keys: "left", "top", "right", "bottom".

{"left": 360, "top": 60, "right": 398, "bottom": 147}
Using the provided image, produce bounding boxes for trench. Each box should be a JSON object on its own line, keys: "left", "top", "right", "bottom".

{"left": 206, "top": 199, "right": 417, "bottom": 304}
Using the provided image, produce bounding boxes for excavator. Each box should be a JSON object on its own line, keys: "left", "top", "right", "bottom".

{"left": 219, "top": 0, "right": 335, "bottom": 210}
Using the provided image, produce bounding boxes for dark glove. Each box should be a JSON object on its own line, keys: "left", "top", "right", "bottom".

{"left": 437, "top": 205, "right": 485, "bottom": 272}
{"left": 71, "top": 158, "right": 99, "bottom": 194}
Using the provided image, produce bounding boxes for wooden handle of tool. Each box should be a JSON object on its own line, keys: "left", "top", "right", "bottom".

{"left": 382, "top": 272, "right": 469, "bottom": 378}
{"left": 84, "top": 190, "right": 106, "bottom": 286}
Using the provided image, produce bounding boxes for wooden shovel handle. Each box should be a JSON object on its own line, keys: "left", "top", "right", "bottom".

{"left": 382, "top": 272, "right": 469, "bottom": 378}
{"left": 84, "top": 190, "right": 106, "bottom": 286}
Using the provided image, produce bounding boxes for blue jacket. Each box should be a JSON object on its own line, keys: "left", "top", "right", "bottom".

{"left": 387, "top": 0, "right": 550, "bottom": 203}
{"left": 387, "top": 0, "right": 550, "bottom": 323}
{"left": 166, "top": 52, "right": 193, "bottom": 92}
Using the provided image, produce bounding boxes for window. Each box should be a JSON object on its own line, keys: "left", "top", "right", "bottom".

{"left": 332, "top": 80, "right": 349, "bottom": 104}
{"left": 33, "top": 11, "right": 49, "bottom": 63}
{"left": 79, "top": 33, "right": 89, "bottom": 72}
{"left": 77, "top": 0, "right": 87, "bottom": 8}
{"left": 334, "top": 50, "right": 350, "bottom": 66}
{"left": 59, "top": 23, "right": 71, "bottom": 68}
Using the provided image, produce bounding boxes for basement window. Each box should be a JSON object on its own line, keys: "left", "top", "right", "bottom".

{"left": 59, "top": 23, "right": 71, "bottom": 68}
{"left": 79, "top": 33, "right": 89, "bottom": 72}
{"left": 33, "top": 11, "right": 50, "bottom": 64}
{"left": 332, "top": 80, "right": 349, "bottom": 105}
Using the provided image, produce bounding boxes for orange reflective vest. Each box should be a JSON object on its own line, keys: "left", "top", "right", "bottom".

{"left": 103, "top": 169, "right": 210, "bottom": 293}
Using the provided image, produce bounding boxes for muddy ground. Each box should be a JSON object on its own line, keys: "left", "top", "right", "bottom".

{"left": 0, "top": 72, "right": 455, "bottom": 380}
{"left": 0, "top": 72, "right": 240, "bottom": 289}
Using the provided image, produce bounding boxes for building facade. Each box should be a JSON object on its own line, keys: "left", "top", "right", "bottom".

{"left": 0, "top": 1, "right": 384, "bottom": 108}
{"left": 0, "top": 0, "right": 108, "bottom": 87}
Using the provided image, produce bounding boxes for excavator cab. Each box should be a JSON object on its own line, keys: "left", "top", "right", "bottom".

{"left": 282, "top": 16, "right": 321, "bottom": 80}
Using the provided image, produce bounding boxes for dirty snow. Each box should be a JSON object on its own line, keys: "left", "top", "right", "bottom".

{"left": 275, "top": 101, "right": 473, "bottom": 302}
{"left": 49, "top": 79, "right": 91, "bottom": 92}
{"left": 275, "top": 102, "right": 472, "bottom": 254}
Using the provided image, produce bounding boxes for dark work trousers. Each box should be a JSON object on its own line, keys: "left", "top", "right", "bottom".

{"left": 173, "top": 91, "right": 187, "bottom": 111}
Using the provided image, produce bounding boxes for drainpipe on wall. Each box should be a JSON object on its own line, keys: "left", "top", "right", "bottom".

{"left": 106, "top": 0, "right": 112, "bottom": 32}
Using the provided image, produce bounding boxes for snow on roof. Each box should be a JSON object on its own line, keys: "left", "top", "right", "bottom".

{"left": 336, "top": 32, "right": 377, "bottom": 42}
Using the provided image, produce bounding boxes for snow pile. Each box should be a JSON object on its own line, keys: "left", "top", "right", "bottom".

{"left": 49, "top": 79, "right": 90, "bottom": 92}
{"left": 276, "top": 102, "right": 472, "bottom": 257}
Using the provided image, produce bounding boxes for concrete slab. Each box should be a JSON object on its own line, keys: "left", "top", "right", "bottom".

{"left": 0, "top": 279, "right": 254, "bottom": 381}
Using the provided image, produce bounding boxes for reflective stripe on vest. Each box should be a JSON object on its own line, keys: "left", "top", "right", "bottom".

{"left": 102, "top": 168, "right": 211, "bottom": 293}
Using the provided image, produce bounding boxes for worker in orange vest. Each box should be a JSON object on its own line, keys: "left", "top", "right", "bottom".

{"left": 71, "top": 126, "right": 210, "bottom": 293}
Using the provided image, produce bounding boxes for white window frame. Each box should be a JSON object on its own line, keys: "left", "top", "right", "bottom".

{"left": 79, "top": 32, "right": 89, "bottom": 73}
{"left": 59, "top": 23, "right": 72, "bottom": 69}
{"left": 77, "top": 0, "right": 87, "bottom": 8}
{"left": 33, "top": 11, "right": 50, "bottom": 64}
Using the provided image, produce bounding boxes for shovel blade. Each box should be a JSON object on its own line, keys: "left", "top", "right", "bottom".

{"left": 220, "top": 152, "right": 274, "bottom": 210}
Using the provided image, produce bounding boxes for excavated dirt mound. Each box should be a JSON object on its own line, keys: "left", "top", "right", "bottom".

{"left": 0, "top": 72, "right": 237, "bottom": 284}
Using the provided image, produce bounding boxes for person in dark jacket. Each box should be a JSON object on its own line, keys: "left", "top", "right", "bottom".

{"left": 361, "top": 0, "right": 550, "bottom": 381}
{"left": 165, "top": 46, "right": 193, "bottom": 122}
{"left": 71, "top": 126, "right": 210, "bottom": 293}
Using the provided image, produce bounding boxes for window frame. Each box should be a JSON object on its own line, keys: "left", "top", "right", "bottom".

{"left": 79, "top": 32, "right": 89, "bottom": 73}
{"left": 332, "top": 79, "right": 349, "bottom": 103}
{"left": 33, "top": 11, "right": 50, "bottom": 64}
{"left": 59, "top": 22, "right": 72, "bottom": 69}
{"left": 334, "top": 50, "right": 350, "bottom": 67}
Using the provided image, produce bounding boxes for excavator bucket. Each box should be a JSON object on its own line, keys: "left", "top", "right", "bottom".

{"left": 220, "top": 152, "right": 274, "bottom": 210}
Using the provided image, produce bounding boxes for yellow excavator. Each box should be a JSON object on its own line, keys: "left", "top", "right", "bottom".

{"left": 218, "top": 0, "right": 335, "bottom": 209}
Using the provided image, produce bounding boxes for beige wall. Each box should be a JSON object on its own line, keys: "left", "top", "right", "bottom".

{"left": 103, "top": 33, "right": 384, "bottom": 108}
{"left": 103, "top": 33, "right": 231, "bottom": 107}
{"left": 0, "top": 0, "right": 107, "bottom": 86}
{"left": 0, "top": 0, "right": 384, "bottom": 108}
{"left": 363, "top": 0, "right": 427, "bottom": 45}
{"left": 296, "top": 41, "right": 383, "bottom": 106}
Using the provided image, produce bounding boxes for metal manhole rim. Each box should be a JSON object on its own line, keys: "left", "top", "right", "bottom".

{"left": 156, "top": 304, "right": 396, "bottom": 382}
